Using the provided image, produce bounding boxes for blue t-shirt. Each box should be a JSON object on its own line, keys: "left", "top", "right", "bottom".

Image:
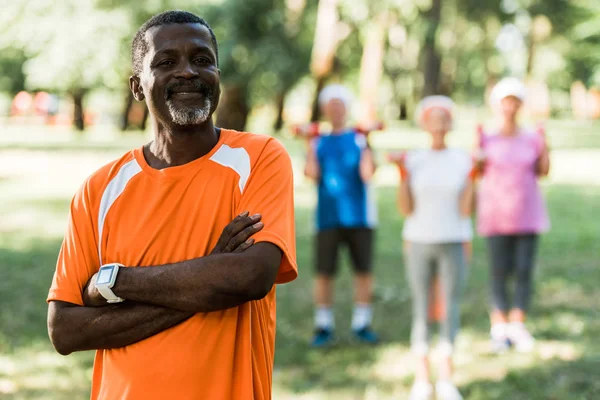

{"left": 315, "top": 130, "right": 377, "bottom": 231}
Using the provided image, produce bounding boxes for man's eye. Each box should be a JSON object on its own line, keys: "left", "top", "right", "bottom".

{"left": 194, "top": 57, "right": 211, "bottom": 65}
{"left": 157, "top": 60, "right": 174, "bottom": 67}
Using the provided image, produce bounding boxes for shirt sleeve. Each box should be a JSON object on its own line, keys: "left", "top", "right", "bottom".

{"left": 47, "top": 181, "right": 100, "bottom": 305}
{"left": 354, "top": 133, "right": 368, "bottom": 150}
{"left": 237, "top": 138, "right": 297, "bottom": 284}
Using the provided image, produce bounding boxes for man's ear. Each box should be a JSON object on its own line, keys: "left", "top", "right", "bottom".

{"left": 129, "top": 75, "right": 145, "bottom": 101}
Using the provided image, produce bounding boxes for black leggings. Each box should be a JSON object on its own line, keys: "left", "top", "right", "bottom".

{"left": 487, "top": 234, "right": 539, "bottom": 312}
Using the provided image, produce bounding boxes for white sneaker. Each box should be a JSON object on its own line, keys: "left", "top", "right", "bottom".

{"left": 490, "top": 323, "right": 510, "bottom": 353}
{"left": 408, "top": 381, "right": 434, "bottom": 400}
{"left": 507, "top": 322, "right": 535, "bottom": 352}
{"left": 435, "top": 380, "right": 463, "bottom": 400}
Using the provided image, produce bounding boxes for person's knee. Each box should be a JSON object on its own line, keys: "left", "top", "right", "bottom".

{"left": 515, "top": 262, "right": 533, "bottom": 281}
{"left": 352, "top": 261, "right": 373, "bottom": 275}
{"left": 316, "top": 271, "right": 337, "bottom": 280}
{"left": 353, "top": 271, "right": 372, "bottom": 279}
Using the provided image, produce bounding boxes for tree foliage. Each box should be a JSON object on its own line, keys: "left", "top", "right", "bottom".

{"left": 1, "top": 0, "right": 599, "bottom": 127}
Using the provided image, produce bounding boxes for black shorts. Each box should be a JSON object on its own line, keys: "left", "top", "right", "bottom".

{"left": 315, "top": 227, "right": 374, "bottom": 276}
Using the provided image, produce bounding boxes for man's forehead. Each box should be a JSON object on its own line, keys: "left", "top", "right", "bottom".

{"left": 145, "top": 23, "right": 214, "bottom": 53}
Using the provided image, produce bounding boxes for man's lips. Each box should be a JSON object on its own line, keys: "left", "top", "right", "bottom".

{"left": 168, "top": 91, "right": 204, "bottom": 99}
{"left": 171, "top": 91, "right": 202, "bottom": 95}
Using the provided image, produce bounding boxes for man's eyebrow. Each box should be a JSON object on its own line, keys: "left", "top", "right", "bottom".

{"left": 190, "top": 44, "right": 216, "bottom": 59}
{"left": 150, "top": 48, "right": 178, "bottom": 61}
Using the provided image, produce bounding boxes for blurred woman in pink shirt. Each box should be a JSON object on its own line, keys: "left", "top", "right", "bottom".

{"left": 476, "top": 78, "right": 550, "bottom": 353}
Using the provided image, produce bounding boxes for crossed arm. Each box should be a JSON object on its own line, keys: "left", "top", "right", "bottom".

{"left": 48, "top": 214, "right": 282, "bottom": 356}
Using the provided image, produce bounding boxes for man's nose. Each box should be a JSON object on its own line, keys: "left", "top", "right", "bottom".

{"left": 174, "top": 60, "right": 198, "bottom": 79}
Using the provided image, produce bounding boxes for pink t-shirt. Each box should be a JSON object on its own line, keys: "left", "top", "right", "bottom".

{"left": 477, "top": 128, "right": 550, "bottom": 236}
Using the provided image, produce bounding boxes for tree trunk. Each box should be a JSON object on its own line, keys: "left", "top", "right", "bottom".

{"left": 72, "top": 90, "right": 85, "bottom": 132}
{"left": 310, "top": 0, "right": 339, "bottom": 78}
{"left": 216, "top": 85, "right": 250, "bottom": 131}
{"left": 309, "top": 0, "right": 339, "bottom": 122}
{"left": 310, "top": 76, "right": 327, "bottom": 122}
{"left": 399, "top": 100, "right": 408, "bottom": 120}
{"left": 525, "top": 36, "right": 536, "bottom": 78}
{"left": 421, "top": 0, "right": 442, "bottom": 97}
{"left": 120, "top": 91, "right": 134, "bottom": 131}
{"left": 358, "top": 13, "right": 387, "bottom": 124}
{"left": 273, "top": 89, "right": 288, "bottom": 132}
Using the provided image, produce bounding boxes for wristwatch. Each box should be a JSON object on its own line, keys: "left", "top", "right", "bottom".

{"left": 95, "top": 263, "right": 125, "bottom": 303}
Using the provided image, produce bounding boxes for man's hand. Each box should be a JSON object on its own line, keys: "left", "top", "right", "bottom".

{"left": 210, "top": 211, "right": 264, "bottom": 254}
{"left": 83, "top": 273, "right": 106, "bottom": 307}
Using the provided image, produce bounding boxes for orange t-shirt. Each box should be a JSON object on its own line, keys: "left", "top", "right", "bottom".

{"left": 47, "top": 129, "right": 297, "bottom": 400}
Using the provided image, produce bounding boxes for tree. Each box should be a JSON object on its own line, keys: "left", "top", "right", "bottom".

{"left": 420, "top": 0, "right": 442, "bottom": 96}
{"left": 1, "top": 0, "right": 131, "bottom": 131}
{"left": 562, "top": 1, "right": 600, "bottom": 87}
{"left": 0, "top": 48, "right": 27, "bottom": 96}
{"left": 176, "top": 0, "right": 313, "bottom": 131}
{"left": 102, "top": 0, "right": 315, "bottom": 133}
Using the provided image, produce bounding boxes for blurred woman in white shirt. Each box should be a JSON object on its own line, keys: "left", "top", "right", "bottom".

{"left": 389, "top": 96, "right": 475, "bottom": 400}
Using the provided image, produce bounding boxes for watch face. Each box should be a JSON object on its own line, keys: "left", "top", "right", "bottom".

{"left": 97, "top": 266, "right": 114, "bottom": 285}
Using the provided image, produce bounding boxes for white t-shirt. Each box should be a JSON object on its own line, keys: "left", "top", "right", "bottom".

{"left": 402, "top": 148, "right": 473, "bottom": 243}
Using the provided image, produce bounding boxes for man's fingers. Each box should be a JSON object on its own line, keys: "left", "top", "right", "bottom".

{"left": 223, "top": 221, "right": 264, "bottom": 253}
{"left": 227, "top": 214, "right": 262, "bottom": 238}
{"left": 212, "top": 212, "right": 262, "bottom": 254}
{"left": 233, "top": 238, "right": 255, "bottom": 253}
{"left": 212, "top": 212, "right": 255, "bottom": 253}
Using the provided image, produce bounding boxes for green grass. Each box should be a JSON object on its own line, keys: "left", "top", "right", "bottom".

{"left": 1, "top": 121, "right": 599, "bottom": 399}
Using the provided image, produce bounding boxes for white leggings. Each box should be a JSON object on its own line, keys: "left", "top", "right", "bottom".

{"left": 405, "top": 242, "right": 466, "bottom": 355}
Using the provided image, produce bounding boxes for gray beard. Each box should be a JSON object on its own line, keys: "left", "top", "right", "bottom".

{"left": 167, "top": 97, "right": 212, "bottom": 125}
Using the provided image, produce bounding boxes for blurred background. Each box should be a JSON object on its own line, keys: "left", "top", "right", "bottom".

{"left": 0, "top": 0, "right": 599, "bottom": 399}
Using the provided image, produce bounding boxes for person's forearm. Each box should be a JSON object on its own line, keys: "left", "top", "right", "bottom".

{"left": 460, "top": 181, "right": 475, "bottom": 217}
{"left": 360, "top": 149, "right": 376, "bottom": 182}
{"left": 113, "top": 244, "right": 280, "bottom": 313}
{"left": 398, "top": 182, "right": 413, "bottom": 216}
{"left": 304, "top": 147, "right": 320, "bottom": 180}
{"left": 304, "top": 162, "right": 320, "bottom": 180}
{"left": 48, "top": 301, "right": 193, "bottom": 355}
{"left": 536, "top": 149, "right": 550, "bottom": 176}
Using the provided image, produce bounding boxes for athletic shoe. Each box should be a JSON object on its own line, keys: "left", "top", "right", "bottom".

{"left": 408, "top": 381, "right": 434, "bottom": 400}
{"left": 311, "top": 328, "right": 335, "bottom": 347}
{"left": 507, "top": 322, "right": 535, "bottom": 352}
{"left": 435, "top": 380, "right": 463, "bottom": 400}
{"left": 352, "top": 326, "right": 379, "bottom": 344}
{"left": 490, "top": 323, "right": 510, "bottom": 353}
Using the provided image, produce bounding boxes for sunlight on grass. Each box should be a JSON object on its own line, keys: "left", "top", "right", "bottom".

{"left": 0, "top": 345, "right": 93, "bottom": 399}
{"left": 1, "top": 122, "right": 599, "bottom": 399}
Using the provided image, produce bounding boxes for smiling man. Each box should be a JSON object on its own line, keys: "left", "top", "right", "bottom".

{"left": 46, "top": 11, "right": 297, "bottom": 400}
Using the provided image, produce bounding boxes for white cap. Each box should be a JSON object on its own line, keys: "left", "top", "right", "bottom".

{"left": 490, "top": 77, "right": 526, "bottom": 106}
{"left": 415, "top": 95, "right": 455, "bottom": 126}
{"left": 318, "top": 84, "right": 354, "bottom": 109}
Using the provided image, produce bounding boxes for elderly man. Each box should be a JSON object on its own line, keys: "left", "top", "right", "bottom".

{"left": 47, "top": 10, "right": 296, "bottom": 400}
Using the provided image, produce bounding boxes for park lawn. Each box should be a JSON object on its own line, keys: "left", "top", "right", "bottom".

{"left": 0, "top": 121, "right": 599, "bottom": 399}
